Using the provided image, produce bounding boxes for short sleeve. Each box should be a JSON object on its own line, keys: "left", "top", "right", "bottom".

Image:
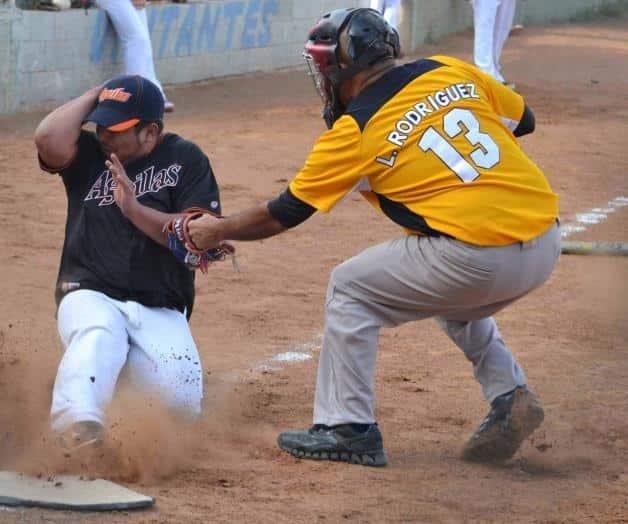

{"left": 482, "top": 74, "right": 526, "bottom": 133}
{"left": 172, "top": 144, "right": 221, "bottom": 214}
{"left": 288, "top": 115, "right": 363, "bottom": 213}
{"left": 38, "top": 130, "right": 101, "bottom": 180}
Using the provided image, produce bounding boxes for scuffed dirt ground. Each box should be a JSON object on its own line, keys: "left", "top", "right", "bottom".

{"left": 0, "top": 14, "right": 626, "bottom": 524}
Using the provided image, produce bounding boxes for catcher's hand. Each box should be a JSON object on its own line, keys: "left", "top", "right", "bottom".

{"left": 164, "top": 208, "right": 237, "bottom": 273}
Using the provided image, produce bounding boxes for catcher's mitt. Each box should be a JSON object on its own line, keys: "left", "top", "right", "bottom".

{"left": 164, "top": 207, "right": 236, "bottom": 274}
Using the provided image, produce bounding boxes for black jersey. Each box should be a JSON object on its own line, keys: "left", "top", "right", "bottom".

{"left": 42, "top": 131, "right": 220, "bottom": 316}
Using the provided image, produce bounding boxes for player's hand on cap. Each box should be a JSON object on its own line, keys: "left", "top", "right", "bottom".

{"left": 106, "top": 153, "right": 137, "bottom": 217}
{"left": 187, "top": 213, "right": 225, "bottom": 251}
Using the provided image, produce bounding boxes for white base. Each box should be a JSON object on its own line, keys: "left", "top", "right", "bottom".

{"left": 0, "top": 471, "right": 154, "bottom": 511}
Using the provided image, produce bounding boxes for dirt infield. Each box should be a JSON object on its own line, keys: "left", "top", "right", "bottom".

{"left": 0, "top": 15, "right": 627, "bottom": 524}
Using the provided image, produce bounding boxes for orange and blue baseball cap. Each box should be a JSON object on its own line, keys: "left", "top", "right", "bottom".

{"left": 86, "top": 75, "right": 164, "bottom": 132}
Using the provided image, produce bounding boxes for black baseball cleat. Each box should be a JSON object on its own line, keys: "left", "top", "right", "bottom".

{"left": 277, "top": 423, "right": 388, "bottom": 467}
{"left": 462, "top": 385, "right": 544, "bottom": 463}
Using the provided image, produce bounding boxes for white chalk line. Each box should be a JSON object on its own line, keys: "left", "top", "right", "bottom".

{"left": 255, "top": 195, "right": 628, "bottom": 373}
{"left": 560, "top": 195, "right": 628, "bottom": 238}
{"left": 253, "top": 333, "right": 323, "bottom": 373}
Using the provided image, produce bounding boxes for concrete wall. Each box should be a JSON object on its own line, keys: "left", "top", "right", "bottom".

{"left": 0, "top": 0, "right": 368, "bottom": 114}
{"left": 0, "top": 0, "right": 625, "bottom": 114}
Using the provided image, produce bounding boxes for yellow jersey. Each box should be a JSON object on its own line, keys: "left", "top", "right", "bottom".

{"left": 289, "top": 55, "right": 559, "bottom": 245}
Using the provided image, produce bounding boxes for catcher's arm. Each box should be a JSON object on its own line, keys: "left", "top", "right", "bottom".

{"left": 188, "top": 203, "right": 286, "bottom": 250}
{"left": 187, "top": 188, "right": 316, "bottom": 249}
{"left": 108, "top": 153, "right": 235, "bottom": 272}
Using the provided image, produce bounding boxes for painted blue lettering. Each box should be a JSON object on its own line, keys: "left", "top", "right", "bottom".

{"left": 90, "top": 0, "right": 280, "bottom": 63}
{"left": 197, "top": 3, "right": 221, "bottom": 51}
{"left": 158, "top": 6, "right": 179, "bottom": 58}
{"left": 259, "top": 0, "right": 279, "bottom": 47}
{"left": 147, "top": 7, "right": 158, "bottom": 34}
{"left": 175, "top": 4, "right": 197, "bottom": 56}
{"left": 241, "top": 0, "right": 261, "bottom": 49}
{"left": 223, "top": 1, "right": 245, "bottom": 49}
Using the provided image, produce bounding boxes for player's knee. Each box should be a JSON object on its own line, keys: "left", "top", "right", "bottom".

{"left": 167, "top": 390, "right": 202, "bottom": 421}
{"left": 328, "top": 260, "right": 354, "bottom": 291}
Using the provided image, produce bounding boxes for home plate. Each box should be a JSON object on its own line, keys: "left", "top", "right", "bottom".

{"left": 0, "top": 472, "right": 154, "bottom": 511}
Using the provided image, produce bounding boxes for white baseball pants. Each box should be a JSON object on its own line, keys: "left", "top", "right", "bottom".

{"left": 370, "top": 0, "right": 401, "bottom": 29}
{"left": 471, "top": 0, "right": 517, "bottom": 82}
{"left": 313, "top": 222, "right": 560, "bottom": 426}
{"left": 51, "top": 290, "right": 203, "bottom": 433}
{"left": 96, "top": 0, "right": 166, "bottom": 97}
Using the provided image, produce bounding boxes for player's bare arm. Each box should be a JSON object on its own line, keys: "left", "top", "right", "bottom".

{"left": 188, "top": 183, "right": 319, "bottom": 249}
{"left": 34, "top": 86, "right": 101, "bottom": 170}
{"left": 188, "top": 203, "right": 287, "bottom": 250}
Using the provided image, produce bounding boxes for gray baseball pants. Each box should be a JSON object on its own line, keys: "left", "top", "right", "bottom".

{"left": 313, "top": 222, "right": 560, "bottom": 426}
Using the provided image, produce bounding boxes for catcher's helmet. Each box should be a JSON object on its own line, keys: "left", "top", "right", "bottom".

{"left": 304, "top": 8, "right": 401, "bottom": 129}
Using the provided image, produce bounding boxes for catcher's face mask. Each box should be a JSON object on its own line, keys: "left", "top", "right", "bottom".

{"left": 304, "top": 8, "right": 401, "bottom": 129}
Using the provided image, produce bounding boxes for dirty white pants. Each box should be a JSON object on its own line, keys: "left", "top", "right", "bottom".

{"left": 97, "top": 0, "right": 166, "bottom": 97}
{"left": 51, "top": 289, "right": 202, "bottom": 433}
{"left": 471, "top": 0, "right": 517, "bottom": 82}
{"left": 313, "top": 223, "right": 560, "bottom": 426}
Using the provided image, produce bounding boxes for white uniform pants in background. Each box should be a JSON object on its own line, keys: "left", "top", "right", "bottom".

{"left": 96, "top": 0, "right": 166, "bottom": 98}
{"left": 313, "top": 223, "right": 560, "bottom": 427}
{"left": 370, "top": 0, "right": 401, "bottom": 29}
{"left": 471, "top": 0, "right": 517, "bottom": 82}
{"left": 51, "top": 290, "right": 202, "bottom": 433}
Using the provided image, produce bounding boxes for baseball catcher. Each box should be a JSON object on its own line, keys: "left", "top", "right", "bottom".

{"left": 184, "top": 8, "right": 560, "bottom": 467}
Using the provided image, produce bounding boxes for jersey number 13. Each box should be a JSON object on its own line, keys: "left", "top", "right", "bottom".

{"left": 418, "top": 108, "right": 500, "bottom": 183}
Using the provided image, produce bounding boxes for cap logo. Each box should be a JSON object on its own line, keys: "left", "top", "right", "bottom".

{"left": 99, "top": 88, "right": 132, "bottom": 103}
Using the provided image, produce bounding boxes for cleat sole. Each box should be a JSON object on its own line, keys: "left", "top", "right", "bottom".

{"left": 280, "top": 443, "right": 387, "bottom": 467}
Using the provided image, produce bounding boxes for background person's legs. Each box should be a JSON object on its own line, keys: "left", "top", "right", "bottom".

{"left": 493, "top": 0, "right": 517, "bottom": 81}
{"left": 96, "top": 0, "right": 170, "bottom": 105}
{"left": 471, "top": 0, "right": 505, "bottom": 82}
{"left": 370, "top": 0, "right": 384, "bottom": 13}
{"left": 382, "top": 0, "right": 401, "bottom": 29}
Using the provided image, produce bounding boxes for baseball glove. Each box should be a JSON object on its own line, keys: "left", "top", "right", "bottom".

{"left": 164, "top": 207, "right": 236, "bottom": 274}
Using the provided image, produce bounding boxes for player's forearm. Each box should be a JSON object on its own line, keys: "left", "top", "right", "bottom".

{"left": 220, "top": 203, "right": 287, "bottom": 241}
{"left": 125, "top": 202, "right": 174, "bottom": 248}
{"left": 35, "top": 86, "right": 101, "bottom": 167}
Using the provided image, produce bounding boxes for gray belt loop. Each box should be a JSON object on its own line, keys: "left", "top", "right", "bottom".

{"left": 520, "top": 220, "right": 558, "bottom": 250}
{"left": 521, "top": 238, "right": 539, "bottom": 250}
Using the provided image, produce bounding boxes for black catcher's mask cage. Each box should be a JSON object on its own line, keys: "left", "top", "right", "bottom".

{"left": 304, "top": 8, "right": 401, "bottom": 129}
